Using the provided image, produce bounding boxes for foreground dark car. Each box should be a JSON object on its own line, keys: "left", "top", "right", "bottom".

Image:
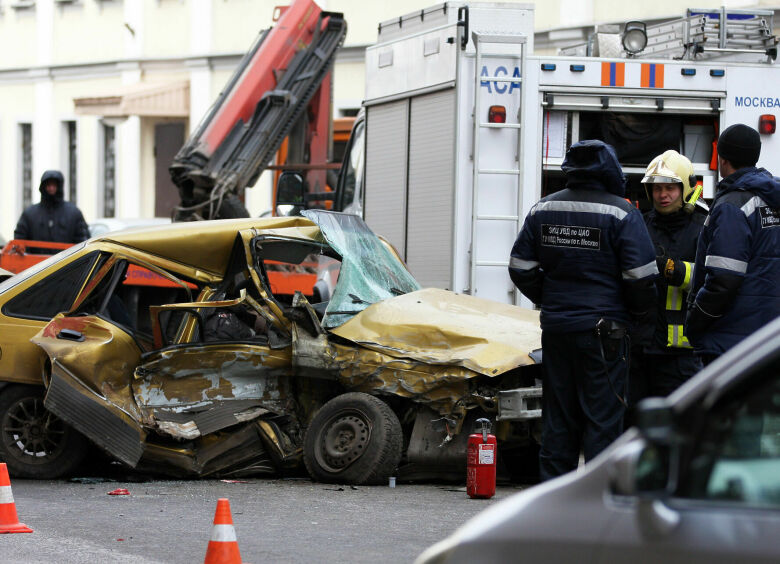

{"left": 418, "top": 316, "right": 780, "bottom": 564}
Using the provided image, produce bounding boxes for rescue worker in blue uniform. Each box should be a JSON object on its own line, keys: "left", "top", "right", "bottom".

{"left": 686, "top": 124, "right": 780, "bottom": 363}
{"left": 629, "top": 151, "right": 706, "bottom": 406}
{"left": 509, "top": 140, "right": 657, "bottom": 480}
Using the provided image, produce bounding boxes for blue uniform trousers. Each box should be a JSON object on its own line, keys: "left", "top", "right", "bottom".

{"left": 540, "top": 330, "right": 627, "bottom": 480}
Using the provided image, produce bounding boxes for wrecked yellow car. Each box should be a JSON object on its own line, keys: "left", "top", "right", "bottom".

{"left": 2, "top": 211, "right": 541, "bottom": 484}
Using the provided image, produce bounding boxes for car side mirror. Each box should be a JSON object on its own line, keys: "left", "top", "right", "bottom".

{"left": 609, "top": 437, "right": 671, "bottom": 497}
{"left": 636, "top": 397, "right": 676, "bottom": 443}
{"left": 276, "top": 171, "right": 305, "bottom": 216}
{"left": 609, "top": 437, "right": 681, "bottom": 538}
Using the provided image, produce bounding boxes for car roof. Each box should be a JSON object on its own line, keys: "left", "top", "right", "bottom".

{"left": 92, "top": 216, "right": 318, "bottom": 276}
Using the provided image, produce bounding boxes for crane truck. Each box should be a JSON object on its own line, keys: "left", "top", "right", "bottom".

{"left": 279, "top": 3, "right": 780, "bottom": 310}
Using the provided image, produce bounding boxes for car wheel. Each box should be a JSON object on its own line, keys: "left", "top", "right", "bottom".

{"left": 303, "top": 392, "right": 402, "bottom": 485}
{"left": 0, "top": 385, "right": 88, "bottom": 479}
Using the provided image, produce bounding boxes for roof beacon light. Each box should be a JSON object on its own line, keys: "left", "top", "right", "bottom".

{"left": 488, "top": 105, "right": 506, "bottom": 124}
{"left": 759, "top": 114, "right": 776, "bottom": 134}
{"left": 622, "top": 21, "right": 647, "bottom": 55}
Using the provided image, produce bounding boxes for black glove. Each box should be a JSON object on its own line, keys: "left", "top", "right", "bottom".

{"left": 685, "top": 302, "right": 718, "bottom": 340}
{"left": 630, "top": 310, "right": 655, "bottom": 347}
{"left": 656, "top": 256, "right": 686, "bottom": 287}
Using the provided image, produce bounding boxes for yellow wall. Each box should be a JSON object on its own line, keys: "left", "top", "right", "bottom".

{"left": 52, "top": 0, "right": 125, "bottom": 65}
{"left": 211, "top": 0, "right": 277, "bottom": 54}
{"left": 144, "top": 1, "right": 190, "bottom": 58}
{"left": 0, "top": 8, "right": 36, "bottom": 69}
{"left": 0, "top": 83, "right": 36, "bottom": 240}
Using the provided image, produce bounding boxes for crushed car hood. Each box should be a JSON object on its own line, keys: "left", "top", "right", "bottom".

{"left": 330, "top": 288, "right": 541, "bottom": 376}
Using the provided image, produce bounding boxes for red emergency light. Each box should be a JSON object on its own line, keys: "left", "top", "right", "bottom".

{"left": 758, "top": 114, "right": 776, "bottom": 134}
{"left": 488, "top": 105, "right": 506, "bottom": 123}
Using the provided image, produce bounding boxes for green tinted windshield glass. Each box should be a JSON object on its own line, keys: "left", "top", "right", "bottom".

{"left": 302, "top": 210, "right": 420, "bottom": 328}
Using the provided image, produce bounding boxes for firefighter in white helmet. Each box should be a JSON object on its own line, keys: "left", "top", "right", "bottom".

{"left": 629, "top": 150, "right": 707, "bottom": 409}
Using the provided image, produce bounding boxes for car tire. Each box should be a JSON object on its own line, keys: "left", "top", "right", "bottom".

{"left": 0, "top": 385, "right": 88, "bottom": 479}
{"left": 303, "top": 392, "right": 402, "bottom": 485}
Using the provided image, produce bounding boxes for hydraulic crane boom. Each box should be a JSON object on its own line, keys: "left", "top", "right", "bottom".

{"left": 170, "top": 0, "right": 347, "bottom": 220}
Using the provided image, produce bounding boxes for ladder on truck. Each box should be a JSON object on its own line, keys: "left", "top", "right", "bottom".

{"left": 642, "top": 7, "right": 777, "bottom": 60}
{"left": 469, "top": 31, "right": 526, "bottom": 305}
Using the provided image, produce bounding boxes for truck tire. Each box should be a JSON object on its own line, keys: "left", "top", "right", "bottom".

{"left": 303, "top": 392, "right": 402, "bottom": 485}
{"left": 0, "top": 385, "right": 88, "bottom": 479}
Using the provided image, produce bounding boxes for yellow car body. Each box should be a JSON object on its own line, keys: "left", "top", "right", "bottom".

{"left": 0, "top": 212, "right": 541, "bottom": 483}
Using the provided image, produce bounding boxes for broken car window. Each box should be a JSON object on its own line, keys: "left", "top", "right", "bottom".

{"left": 254, "top": 238, "right": 341, "bottom": 309}
{"left": 73, "top": 259, "right": 196, "bottom": 346}
{"left": 301, "top": 210, "right": 420, "bottom": 328}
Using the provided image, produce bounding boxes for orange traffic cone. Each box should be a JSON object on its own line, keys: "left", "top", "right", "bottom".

{"left": 0, "top": 463, "right": 33, "bottom": 534}
{"left": 203, "top": 498, "right": 241, "bottom": 564}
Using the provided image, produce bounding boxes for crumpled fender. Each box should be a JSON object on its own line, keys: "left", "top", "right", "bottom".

{"left": 330, "top": 288, "right": 541, "bottom": 376}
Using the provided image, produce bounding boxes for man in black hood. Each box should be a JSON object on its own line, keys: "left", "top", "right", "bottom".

{"left": 509, "top": 140, "right": 657, "bottom": 480}
{"left": 14, "top": 170, "right": 89, "bottom": 243}
{"left": 686, "top": 124, "right": 780, "bottom": 362}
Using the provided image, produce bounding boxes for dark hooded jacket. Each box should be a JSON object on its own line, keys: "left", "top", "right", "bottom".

{"left": 509, "top": 140, "right": 657, "bottom": 333}
{"left": 14, "top": 170, "right": 89, "bottom": 244}
{"left": 686, "top": 167, "right": 780, "bottom": 355}
{"left": 642, "top": 205, "right": 706, "bottom": 353}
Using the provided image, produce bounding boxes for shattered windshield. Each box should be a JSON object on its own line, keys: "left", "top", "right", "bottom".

{"left": 301, "top": 210, "right": 420, "bottom": 328}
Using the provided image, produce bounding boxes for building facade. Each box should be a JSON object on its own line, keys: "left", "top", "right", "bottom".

{"left": 0, "top": 0, "right": 772, "bottom": 239}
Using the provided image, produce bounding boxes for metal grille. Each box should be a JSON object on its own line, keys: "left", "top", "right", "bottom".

{"left": 103, "top": 124, "right": 116, "bottom": 217}
{"left": 67, "top": 121, "right": 77, "bottom": 202}
{"left": 20, "top": 123, "right": 32, "bottom": 208}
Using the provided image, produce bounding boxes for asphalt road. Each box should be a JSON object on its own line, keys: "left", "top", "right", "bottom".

{"left": 3, "top": 477, "right": 526, "bottom": 563}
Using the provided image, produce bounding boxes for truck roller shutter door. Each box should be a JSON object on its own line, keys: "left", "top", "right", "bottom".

{"left": 364, "top": 100, "right": 409, "bottom": 259}
{"left": 406, "top": 88, "right": 456, "bottom": 290}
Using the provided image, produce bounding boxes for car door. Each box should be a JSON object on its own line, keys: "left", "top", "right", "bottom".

{"left": 248, "top": 232, "right": 343, "bottom": 379}
{"left": 31, "top": 254, "right": 200, "bottom": 468}
{"left": 132, "top": 290, "right": 293, "bottom": 441}
{"left": 598, "top": 359, "right": 780, "bottom": 563}
{"left": 0, "top": 245, "right": 101, "bottom": 386}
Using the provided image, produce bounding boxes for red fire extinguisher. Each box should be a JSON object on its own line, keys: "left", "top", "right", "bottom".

{"left": 467, "top": 418, "right": 497, "bottom": 499}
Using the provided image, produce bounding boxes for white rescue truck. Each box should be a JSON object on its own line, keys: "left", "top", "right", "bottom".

{"left": 335, "top": 3, "right": 779, "bottom": 308}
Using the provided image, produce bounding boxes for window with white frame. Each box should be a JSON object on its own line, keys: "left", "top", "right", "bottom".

{"left": 19, "top": 123, "right": 32, "bottom": 209}
{"left": 102, "top": 123, "right": 116, "bottom": 217}
{"left": 65, "top": 121, "right": 77, "bottom": 202}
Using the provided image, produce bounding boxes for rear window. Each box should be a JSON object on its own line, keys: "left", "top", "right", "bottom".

{"left": 0, "top": 242, "right": 86, "bottom": 295}
{"left": 2, "top": 250, "right": 100, "bottom": 320}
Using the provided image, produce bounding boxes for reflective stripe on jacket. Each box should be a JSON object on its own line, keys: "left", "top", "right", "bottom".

{"left": 510, "top": 140, "right": 657, "bottom": 333}
{"left": 643, "top": 208, "right": 705, "bottom": 353}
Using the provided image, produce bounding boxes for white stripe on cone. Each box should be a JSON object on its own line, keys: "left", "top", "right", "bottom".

{"left": 210, "top": 524, "right": 237, "bottom": 542}
{"left": 0, "top": 485, "right": 14, "bottom": 505}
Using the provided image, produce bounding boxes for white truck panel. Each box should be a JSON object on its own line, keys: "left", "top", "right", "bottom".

{"left": 365, "top": 24, "right": 458, "bottom": 103}
{"left": 724, "top": 65, "right": 780, "bottom": 172}
{"left": 406, "top": 89, "right": 457, "bottom": 289}
{"left": 535, "top": 57, "right": 730, "bottom": 93}
{"left": 363, "top": 100, "right": 409, "bottom": 258}
{"left": 359, "top": 3, "right": 780, "bottom": 310}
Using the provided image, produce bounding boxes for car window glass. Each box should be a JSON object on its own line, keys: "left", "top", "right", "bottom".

{"left": 300, "top": 211, "right": 420, "bottom": 328}
{"left": 1, "top": 251, "right": 100, "bottom": 320}
{"left": 0, "top": 242, "right": 86, "bottom": 295}
{"left": 255, "top": 240, "right": 341, "bottom": 309}
{"left": 680, "top": 361, "right": 780, "bottom": 508}
{"left": 74, "top": 260, "right": 196, "bottom": 344}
